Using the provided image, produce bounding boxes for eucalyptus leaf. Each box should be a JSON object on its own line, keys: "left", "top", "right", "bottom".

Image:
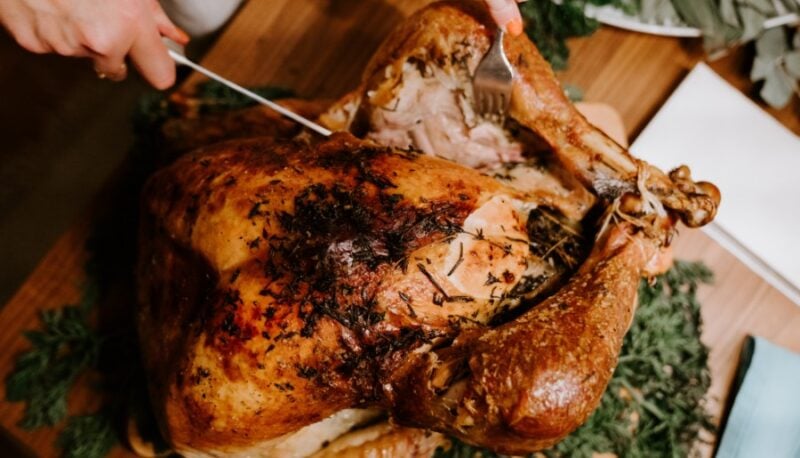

{"left": 760, "top": 66, "right": 795, "bottom": 107}
{"left": 639, "top": 0, "right": 681, "bottom": 24}
{"left": 751, "top": 55, "right": 775, "bottom": 80}
{"left": 671, "top": 0, "right": 742, "bottom": 51}
{"left": 739, "top": 0, "right": 778, "bottom": 42}
{"left": 718, "top": 0, "right": 740, "bottom": 28}
{"left": 778, "top": 0, "right": 800, "bottom": 14}
{"left": 785, "top": 50, "right": 800, "bottom": 78}
{"left": 756, "top": 27, "right": 788, "bottom": 58}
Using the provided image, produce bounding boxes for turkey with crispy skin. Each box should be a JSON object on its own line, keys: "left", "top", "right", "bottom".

{"left": 137, "top": 2, "right": 719, "bottom": 456}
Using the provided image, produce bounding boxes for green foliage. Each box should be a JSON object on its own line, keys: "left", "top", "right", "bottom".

{"left": 436, "top": 261, "right": 714, "bottom": 458}
{"left": 57, "top": 414, "right": 117, "bottom": 458}
{"left": 435, "top": 438, "right": 501, "bottom": 458}
{"left": 132, "top": 82, "right": 294, "bottom": 132}
{"left": 5, "top": 283, "right": 101, "bottom": 430}
{"left": 520, "top": 0, "right": 600, "bottom": 70}
{"left": 670, "top": 0, "right": 742, "bottom": 51}
{"left": 523, "top": 0, "right": 799, "bottom": 107}
{"left": 752, "top": 27, "right": 800, "bottom": 108}
{"left": 519, "top": 0, "right": 640, "bottom": 70}
{"left": 660, "top": 0, "right": 800, "bottom": 107}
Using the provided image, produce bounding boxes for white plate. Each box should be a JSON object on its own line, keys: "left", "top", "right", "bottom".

{"left": 584, "top": 4, "right": 799, "bottom": 38}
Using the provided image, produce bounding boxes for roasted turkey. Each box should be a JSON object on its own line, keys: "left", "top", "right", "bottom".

{"left": 137, "top": 2, "right": 720, "bottom": 456}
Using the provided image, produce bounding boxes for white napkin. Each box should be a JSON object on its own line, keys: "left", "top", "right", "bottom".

{"left": 631, "top": 63, "right": 800, "bottom": 305}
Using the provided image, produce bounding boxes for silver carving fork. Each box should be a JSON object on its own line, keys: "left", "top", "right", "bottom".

{"left": 472, "top": 27, "right": 514, "bottom": 120}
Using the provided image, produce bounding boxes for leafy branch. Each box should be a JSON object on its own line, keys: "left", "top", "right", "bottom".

{"left": 521, "top": 0, "right": 800, "bottom": 108}
{"left": 5, "top": 282, "right": 101, "bottom": 430}
{"left": 751, "top": 26, "right": 800, "bottom": 107}
{"left": 519, "top": 0, "right": 635, "bottom": 70}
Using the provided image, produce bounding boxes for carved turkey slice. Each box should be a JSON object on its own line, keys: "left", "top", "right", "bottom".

{"left": 137, "top": 1, "right": 719, "bottom": 456}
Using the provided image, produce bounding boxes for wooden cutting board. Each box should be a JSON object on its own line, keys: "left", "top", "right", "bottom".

{"left": 2, "top": 1, "right": 799, "bottom": 456}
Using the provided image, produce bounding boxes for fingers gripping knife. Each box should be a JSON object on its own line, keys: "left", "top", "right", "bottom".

{"left": 163, "top": 38, "right": 332, "bottom": 137}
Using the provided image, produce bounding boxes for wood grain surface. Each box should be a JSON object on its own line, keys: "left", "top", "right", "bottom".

{"left": 2, "top": 1, "right": 798, "bottom": 456}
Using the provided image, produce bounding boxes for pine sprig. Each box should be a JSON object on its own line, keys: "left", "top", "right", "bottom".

{"left": 437, "top": 261, "right": 714, "bottom": 458}
{"left": 5, "top": 282, "right": 102, "bottom": 430}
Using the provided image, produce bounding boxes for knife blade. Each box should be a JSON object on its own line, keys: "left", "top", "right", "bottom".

{"left": 164, "top": 39, "right": 332, "bottom": 137}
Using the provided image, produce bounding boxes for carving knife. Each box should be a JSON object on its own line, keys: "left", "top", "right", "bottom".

{"left": 164, "top": 39, "right": 332, "bottom": 137}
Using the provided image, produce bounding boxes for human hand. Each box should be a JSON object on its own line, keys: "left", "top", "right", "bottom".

{"left": 0, "top": 0, "right": 189, "bottom": 88}
{"left": 484, "top": 0, "right": 526, "bottom": 36}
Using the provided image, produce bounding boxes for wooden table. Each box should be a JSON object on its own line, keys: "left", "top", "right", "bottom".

{"left": 2, "top": 1, "right": 799, "bottom": 456}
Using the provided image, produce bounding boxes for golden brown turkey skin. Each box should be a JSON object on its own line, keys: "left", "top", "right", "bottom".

{"left": 138, "top": 133, "right": 588, "bottom": 454}
{"left": 138, "top": 1, "right": 719, "bottom": 456}
{"left": 138, "top": 134, "right": 668, "bottom": 456}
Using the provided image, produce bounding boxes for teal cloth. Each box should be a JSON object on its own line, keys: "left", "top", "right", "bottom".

{"left": 717, "top": 336, "right": 800, "bottom": 458}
